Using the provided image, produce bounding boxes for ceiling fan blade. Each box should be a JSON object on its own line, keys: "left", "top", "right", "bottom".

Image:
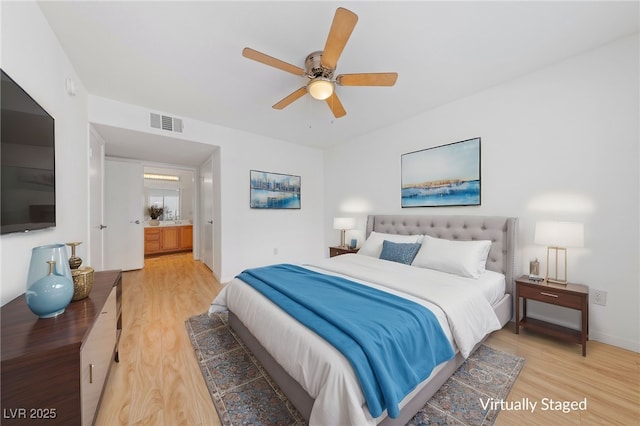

{"left": 272, "top": 87, "right": 308, "bottom": 110}
{"left": 325, "top": 92, "right": 346, "bottom": 118}
{"left": 321, "top": 8, "right": 358, "bottom": 70}
{"left": 336, "top": 73, "right": 398, "bottom": 86}
{"left": 242, "top": 47, "right": 305, "bottom": 76}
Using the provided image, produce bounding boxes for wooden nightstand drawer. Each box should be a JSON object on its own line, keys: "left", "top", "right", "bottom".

{"left": 518, "top": 284, "right": 583, "bottom": 309}
{"left": 329, "top": 246, "right": 359, "bottom": 257}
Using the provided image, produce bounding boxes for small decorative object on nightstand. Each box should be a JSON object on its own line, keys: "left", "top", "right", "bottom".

{"left": 528, "top": 258, "right": 543, "bottom": 281}
{"left": 329, "top": 246, "right": 359, "bottom": 257}
{"left": 515, "top": 275, "right": 589, "bottom": 356}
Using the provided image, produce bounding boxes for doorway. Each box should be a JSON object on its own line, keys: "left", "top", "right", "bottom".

{"left": 143, "top": 166, "right": 195, "bottom": 259}
{"left": 89, "top": 128, "right": 105, "bottom": 270}
{"left": 200, "top": 158, "right": 214, "bottom": 271}
{"left": 90, "top": 123, "right": 220, "bottom": 277}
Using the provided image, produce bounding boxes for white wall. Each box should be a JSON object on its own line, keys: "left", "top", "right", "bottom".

{"left": 89, "top": 96, "right": 325, "bottom": 283}
{"left": 324, "top": 35, "right": 639, "bottom": 352}
{"left": 0, "top": 2, "right": 90, "bottom": 305}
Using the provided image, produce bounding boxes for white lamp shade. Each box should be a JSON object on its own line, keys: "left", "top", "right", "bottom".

{"left": 534, "top": 221, "right": 584, "bottom": 248}
{"left": 333, "top": 217, "right": 355, "bottom": 230}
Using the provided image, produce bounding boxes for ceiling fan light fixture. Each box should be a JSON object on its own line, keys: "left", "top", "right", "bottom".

{"left": 308, "top": 77, "right": 334, "bottom": 100}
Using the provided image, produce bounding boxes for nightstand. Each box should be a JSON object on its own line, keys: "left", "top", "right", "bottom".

{"left": 515, "top": 275, "right": 589, "bottom": 356}
{"left": 329, "top": 246, "right": 359, "bottom": 257}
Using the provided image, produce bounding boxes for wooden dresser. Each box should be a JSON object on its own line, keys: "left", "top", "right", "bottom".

{"left": 1, "top": 270, "right": 122, "bottom": 425}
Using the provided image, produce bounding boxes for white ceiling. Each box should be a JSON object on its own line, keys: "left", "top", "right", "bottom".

{"left": 38, "top": 1, "right": 638, "bottom": 164}
{"left": 92, "top": 123, "right": 219, "bottom": 167}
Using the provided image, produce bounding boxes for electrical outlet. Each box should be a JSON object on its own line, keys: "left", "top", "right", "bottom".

{"left": 592, "top": 289, "right": 607, "bottom": 306}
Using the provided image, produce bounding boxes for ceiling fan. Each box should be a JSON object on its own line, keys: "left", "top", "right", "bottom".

{"left": 242, "top": 7, "right": 398, "bottom": 119}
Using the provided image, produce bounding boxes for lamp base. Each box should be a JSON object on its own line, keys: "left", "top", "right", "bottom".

{"left": 546, "top": 277, "right": 568, "bottom": 285}
{"left": 545, "top": 246, "right": 569, "bottom": 285}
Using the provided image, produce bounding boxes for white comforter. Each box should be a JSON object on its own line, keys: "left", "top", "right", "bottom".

{"left": 209, "top": 254, "right": 502, "bottom": 425}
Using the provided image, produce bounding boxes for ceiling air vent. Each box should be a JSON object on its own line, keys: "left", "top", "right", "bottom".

{"left": 150, "top": 113, "right": 183, "bottom": 133}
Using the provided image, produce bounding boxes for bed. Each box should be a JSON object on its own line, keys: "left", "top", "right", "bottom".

{"left": 210, "top": 214, "right": 518, "bottom": 425}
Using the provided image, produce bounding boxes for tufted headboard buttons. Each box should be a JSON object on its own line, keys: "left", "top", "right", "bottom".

{"left": 366, "top": 215, "right": 518, "bottom": 294}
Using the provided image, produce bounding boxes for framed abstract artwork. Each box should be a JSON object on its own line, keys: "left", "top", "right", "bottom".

{"left": 250, "top": 170, "right": 301, "bottom": 209}
{"left": 401, "top": 137, "right": 481, "bottom": 207}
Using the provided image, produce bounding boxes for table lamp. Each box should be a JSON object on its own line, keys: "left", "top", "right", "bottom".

{"left": 333, "top": 217, "right": 355, "bottom": 248}
{"left": 534, "top": 221, "right": 584, "bottom": 284}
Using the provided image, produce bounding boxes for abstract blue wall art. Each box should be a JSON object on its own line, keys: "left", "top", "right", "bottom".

{"left": 401, "top": 138, "right": 481, "bottom": 207}
{"left": 250, "top": 170, "right": 301, "bottom": 209}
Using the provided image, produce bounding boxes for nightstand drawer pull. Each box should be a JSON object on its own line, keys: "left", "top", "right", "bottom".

{"left": 540, "top": 292, "right": 559, "bottom": 298}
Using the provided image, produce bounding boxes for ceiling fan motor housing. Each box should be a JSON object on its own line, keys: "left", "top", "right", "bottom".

{"left": 305, "top": 51, "right": 334, "bottom": 80}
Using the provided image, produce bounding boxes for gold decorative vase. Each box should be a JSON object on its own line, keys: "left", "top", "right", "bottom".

{"left": 71, "top": 267, "right": 95, "bottom": 301}
{"left": 67, "top": 241, "right": 83, "bottom": 269}
{"left": 66, "top": 242, "right": 95, "bottom": 301}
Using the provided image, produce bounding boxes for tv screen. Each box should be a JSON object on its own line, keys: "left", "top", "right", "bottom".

{"left": 1, "top": 69, "right": 56, "bottom": 234}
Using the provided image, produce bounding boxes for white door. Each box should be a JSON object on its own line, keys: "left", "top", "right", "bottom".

{"left": 88, "top": 130, "right": 105, "bottom": 270}
{"left": 104, "top": 159, "right": 144, "bottom": 271}
{"left": 200, "top": 158, "right": 214, "bottom": 271}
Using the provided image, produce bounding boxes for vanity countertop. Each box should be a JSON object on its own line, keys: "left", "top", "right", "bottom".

{"left": 144, "top": 220, "right": 192, "bottom": 228}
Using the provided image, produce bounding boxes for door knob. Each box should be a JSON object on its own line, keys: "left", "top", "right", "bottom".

{"left": 207, "top": 220, "right": 213, "bottom": 224}
{"left": 99, "top": 224, "right": 107, "bottom": 230}
{"left": 130, "top": 220, "right": 140, "bottom": 224}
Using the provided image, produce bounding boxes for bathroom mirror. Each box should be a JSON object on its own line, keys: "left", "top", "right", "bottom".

{"left": 147, "top": 189, "right": 180, "bottom": 220}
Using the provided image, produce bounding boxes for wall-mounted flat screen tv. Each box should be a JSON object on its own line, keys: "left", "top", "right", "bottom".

{"left": 1, "top": 69, "right": 56, "bottom": 234}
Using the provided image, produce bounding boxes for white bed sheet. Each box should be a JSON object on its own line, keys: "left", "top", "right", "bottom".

{"left": 331, "top": 254, "right": 505, "bottom": 306}
{"left": 470, "top": 269, "right": 506, "bottom": 306}
{"left": 209, "top": 255, "right": 503, "bottom": 426}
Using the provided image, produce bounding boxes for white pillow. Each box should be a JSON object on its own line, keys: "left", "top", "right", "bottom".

{"left": 358, "top": 231, "right": 423, "bottom": 258}
{"left": 411, "top": 235, "right": 492, "bottom": 279}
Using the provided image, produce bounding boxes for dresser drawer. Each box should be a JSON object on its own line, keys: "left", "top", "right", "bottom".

{"left": 80, "top": 288, "right": 117, "bottom": 426}
{"left": 518, "top": 284, "right": 583, "bottom": 309}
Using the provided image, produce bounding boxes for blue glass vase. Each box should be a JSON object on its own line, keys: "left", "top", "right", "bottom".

{"left": 26, "top": 244, "right": 74, "bottom": 318}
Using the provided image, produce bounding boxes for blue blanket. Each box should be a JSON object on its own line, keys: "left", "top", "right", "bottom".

{"left": 237, "top": 264, "right": 454, "bottom": 418}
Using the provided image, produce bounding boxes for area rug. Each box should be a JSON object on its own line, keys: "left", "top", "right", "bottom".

{"left": 186, "top": 312, "right": 524, "bottom": 426}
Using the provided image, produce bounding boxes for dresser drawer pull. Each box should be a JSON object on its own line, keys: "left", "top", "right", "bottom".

{"left": 90, "top": 363, "right": 94, "bottom": 383}
{"left": 540, "top": 292, "right": 559, "bottom": 298}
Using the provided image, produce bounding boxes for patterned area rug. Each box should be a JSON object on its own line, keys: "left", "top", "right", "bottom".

{"left": 186, "top": 312, "right": 524, "bottom": 426}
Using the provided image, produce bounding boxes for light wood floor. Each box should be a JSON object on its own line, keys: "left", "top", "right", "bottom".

{"left": 96, "top": 252, "right": 222, "bottom": 426}
{"left": 96, "top": 253, "right": 639, "bottom": 425}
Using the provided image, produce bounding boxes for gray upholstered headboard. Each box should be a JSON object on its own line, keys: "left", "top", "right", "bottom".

{"left": 366, "top": 215, "right": 518, "bottom": 294}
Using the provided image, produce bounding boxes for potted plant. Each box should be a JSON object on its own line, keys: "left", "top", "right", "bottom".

{"left": 147, "top": 206, "right": 164, "bottom": 226}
